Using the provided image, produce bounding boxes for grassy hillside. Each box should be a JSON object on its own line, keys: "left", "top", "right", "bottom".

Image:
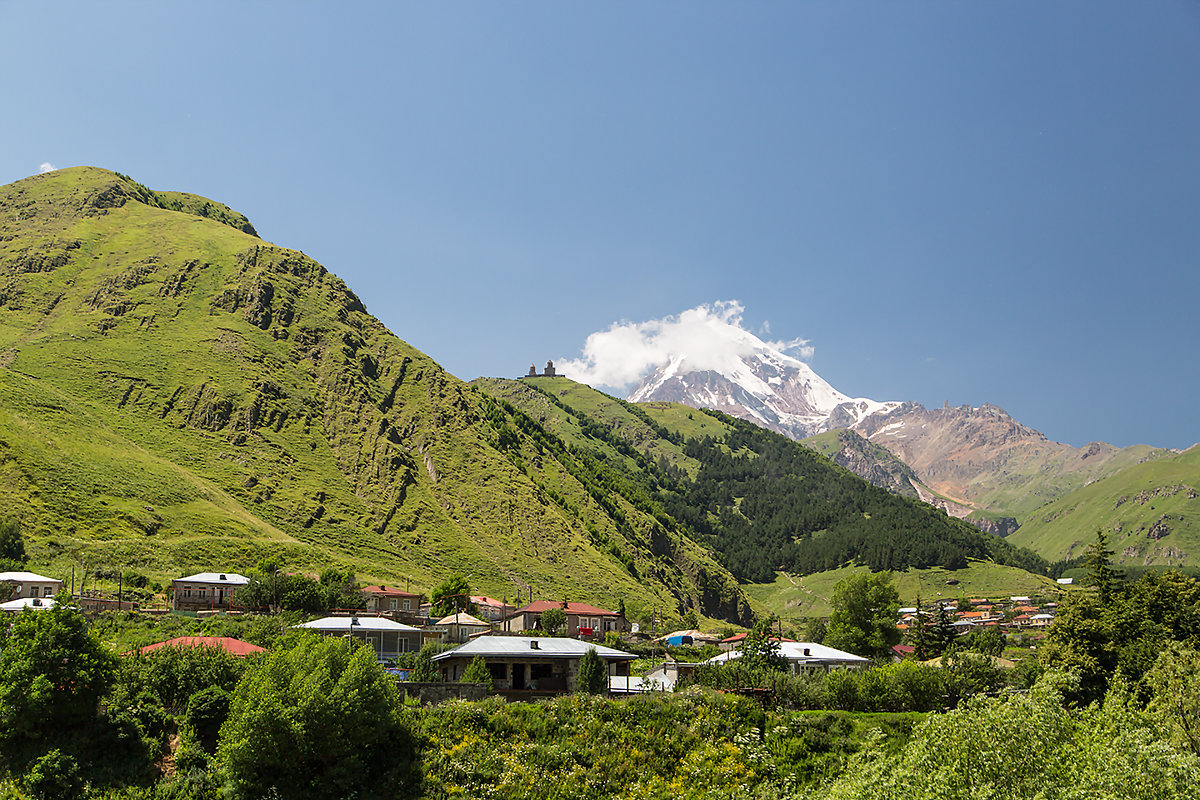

{"left": 477, "top": 377, "right": 1051, "bottom": 591}
{"left": 0, "top": 167, "right": 751, "bottom": 621}
{"left": 1008, "top": 444, "right": 1200, "bottom": 565}
{"left": 745, "top": 563, "right": 1063, "bottom": 620}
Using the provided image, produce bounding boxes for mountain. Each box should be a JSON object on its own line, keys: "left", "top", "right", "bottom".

{"left": 627, "top": 345, "right": 899, "bottom": 440}
{"left": 0, "top": 166, "right": 753, "bottom": 622}
{"left": 1006, "top": 444, "right": 1200, "bottom": 566}
{"left": 851, "top": 402, "right": 1168, "bottom": 521}
{"left": 475, "top": 376, "right": 1049, "bottom": 585}
{"left": 626, "top": 325, "right": 1168, "bottom": 525}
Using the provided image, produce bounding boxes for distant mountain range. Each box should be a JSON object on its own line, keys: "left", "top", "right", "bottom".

{"left": 626, "top": 320, "right": 1177, "bottom": 543}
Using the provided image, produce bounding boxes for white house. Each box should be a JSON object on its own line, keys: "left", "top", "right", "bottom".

{"left": 705, "top": 641, "right": 870, "bottom": 672}
{"left": 1, "top": 596, "right": 57, "bottom": 612}
{"left": 432, "top": 635, "right": 636, "bottom": 694}
{"left": 171, "top": 572, "right": 250, "bottom": 611}
{"left": 0, "top": 571, "right": 62, "bottom": 601}
{"left": 293, "top": 615, "right": 424, "bottom": 662}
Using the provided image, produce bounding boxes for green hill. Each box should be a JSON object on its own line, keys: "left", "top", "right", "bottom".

{"left": 0, "top": 166, "right": 751, "bottom": 622}
{"left": 1007, "top": 445, "right": 1200, "bottom": 565}
{"left": 475, "top": 377, "right": 1050, "bottom": 586}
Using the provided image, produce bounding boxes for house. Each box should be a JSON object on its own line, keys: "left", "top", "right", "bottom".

{"left": 1, "top": 596, "right": 56, "bottom": 612}
{"left": 360, "top": 585, "right": 423, "bottom": 619}
{"left": 432, "top": 634, "right": 636, "bottom": 695}
{"left": 293, "top": 615, "right": 423, "bottom": 662}
{"left": 705, "top": 641, "right": 870, "bottom": 672}
{"left": 0, "top": 571, "right": 63, "bottom": 602}
{"left": 471, "top": 595, "right": 516, "bottom": 622}
{"left": 171, "top": 572, "right": 250, "bottom": 611}
{"left": 501, "top": 600, "right": 628, "bottom": 637}
{"left": 435, "top": 611, "right": 492, "bottom": 643}
{"left": 128, "top": 636, "right": 265, "bottom": 657}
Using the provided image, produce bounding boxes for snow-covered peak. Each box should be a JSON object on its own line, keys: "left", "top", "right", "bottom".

{"left": 626, "top": 327, "right": 899, "bottom": 439}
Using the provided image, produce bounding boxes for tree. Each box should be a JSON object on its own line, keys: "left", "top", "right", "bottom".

{"left": 965, "top": 625, "right": 1006, "bottom": 658}
{"left": 1084, "top": 529, "right": 1124, "bottom": 605}
{"left": 804, "top": 616, "right": 828, "bottom": 644}
{"left": 0, "top": 604, "right": 118, "bottom": 772}
{"left": 576, "top": 647, "right": 607, "bottom": 694}
{"left": 824, "top": 571, "right": 902, "bottom": 660}
{"left": 930, "top": 605, "right": 957, "bottom": 658}
{"left": 408, "top": 644, "right": 440, "bottom": 682}
{"left": 0, "top": 517, "right": 26, "bottom": 565}
{"left": 430, "top": 574, "right": 473, "bottom": 617}
{"left": 184, "top": 685, "right": 231, "bottom": 754}
{"left": 740, "top": 615, "right": 788, "bottom": 671}
{"left": 540, "top": 606, "right": 567, "bottom": 635}
{"left": 462, "top": 655, "right": 494, "bottom": 692}
{"left": 216, "top": 634, "right": 414, "bottom": 800}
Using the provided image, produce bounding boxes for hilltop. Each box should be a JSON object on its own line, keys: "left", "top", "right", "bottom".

{"left": 0, "top": 167, "right": 749, "bottom": 622}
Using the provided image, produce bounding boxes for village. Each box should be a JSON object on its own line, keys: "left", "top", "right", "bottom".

{"left": 1, "top": 565, "right": 1064, "bottom": 701}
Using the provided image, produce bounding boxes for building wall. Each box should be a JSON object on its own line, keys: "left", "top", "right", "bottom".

{"left": 171, "top": 580, "right": 245, "bottom": 610}
{"left": 9, "top": 580, "right": 62, "bottom": 599}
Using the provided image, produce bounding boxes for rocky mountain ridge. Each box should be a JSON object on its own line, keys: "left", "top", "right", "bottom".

{"left": 626, "top": 329, "right": 1167, "bottom": 525}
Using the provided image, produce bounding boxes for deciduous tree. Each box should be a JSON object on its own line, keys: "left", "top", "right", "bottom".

{"left": 824, "top": 572, "right": 901, "bottom": 660}
{"left": 216, "top": 634, "right": 414, "bottom": 800}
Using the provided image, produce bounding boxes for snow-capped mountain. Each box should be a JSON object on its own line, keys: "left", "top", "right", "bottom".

{"left": 626, "top": 336, "right": 900, "bottom": 440}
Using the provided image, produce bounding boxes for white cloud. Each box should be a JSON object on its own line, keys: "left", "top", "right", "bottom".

{"left": 38, "top": 162, "right": 57, "bottom": 173}
{"left": 559, "top": 300, "right": 815, "bottom": 390}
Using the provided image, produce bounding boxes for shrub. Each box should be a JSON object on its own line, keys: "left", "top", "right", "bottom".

{"left": 21, "top": 749, "right": 83, "bottom": 800}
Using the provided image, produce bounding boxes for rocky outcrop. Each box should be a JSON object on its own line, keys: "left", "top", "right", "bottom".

{"left": 967, "top": 516, "right": 1020, "bottom": 538}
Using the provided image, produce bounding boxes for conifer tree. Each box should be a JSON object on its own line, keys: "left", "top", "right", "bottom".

{"left": 1084, "top": 529, "right": 1124, "bottom": 605}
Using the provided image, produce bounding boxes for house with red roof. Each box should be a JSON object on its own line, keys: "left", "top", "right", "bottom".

{"left": 128, "top": 636, "right": 265, "bottom": 657}
{"left": 502, "top": 600, "right": 628, "bottom": 637}
{"left": 360, "top": 585, "right": 425, "bottom": 623}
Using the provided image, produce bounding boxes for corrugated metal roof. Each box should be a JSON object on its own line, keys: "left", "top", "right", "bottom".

{"left": 131, "top": 636, "right": 265, "bottom": 656}
{"left": 432, "top": 635, "right": 636, "bottom": 661}
{"left": 0, "top": 597, "right": 56, "bottom": 611}
{"left": 435, "top": 612, "right": 490, "bottom": 626}
{"left": 0, "top": 572, "right": 61, "bottom": 583}
{"left": 174, "top": 572, "right": 250, "bottom": 585}
{"left": 705, "top": 641, "right": 868, "bottom": 665}
{"left": 295, "top": 616, "right": 423, "bottom": 633}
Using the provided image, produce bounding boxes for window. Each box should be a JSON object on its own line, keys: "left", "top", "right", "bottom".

{"left": 388, "top": 599, "right": 398, "bottom": 610}
{"left": 43, "top": 586, "right": 53, "bottom": 597}
{"left": 403, "top": 599, "right": 411, "bottom": 611}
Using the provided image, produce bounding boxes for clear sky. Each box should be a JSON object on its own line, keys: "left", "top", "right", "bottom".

{"left": 2, "top": 2, "right": 1197, "bottom": 449}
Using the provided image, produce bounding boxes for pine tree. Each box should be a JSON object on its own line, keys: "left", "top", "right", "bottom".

{"left": 1084, "top": 529, "right": 1124, "bottom": 605}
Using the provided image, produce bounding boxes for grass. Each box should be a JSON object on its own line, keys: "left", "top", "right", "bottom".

{"left": 745, "top": 561, "right": 1064, "bottom": 621}
{"left": 1007, "top": 444, "right": 1200, "bottom": 564}
{"left": 0, "top": 167, "right": 706, "bottom": 617}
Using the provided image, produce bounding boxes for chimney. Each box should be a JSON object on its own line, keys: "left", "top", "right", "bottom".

{"left": 530, "top": 640, "right": 539, "bottom": 650}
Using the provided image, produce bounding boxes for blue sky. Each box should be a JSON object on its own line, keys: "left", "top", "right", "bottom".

{"left": 2, "top": 2, "right": 1197, "bottom": 448}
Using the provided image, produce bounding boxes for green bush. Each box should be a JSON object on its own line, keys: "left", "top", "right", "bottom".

{"left": 21, "top": 749, "right": 83, "bottom": 800}
{"left": 216, "top": 633, "right": 415, "bottom": 800}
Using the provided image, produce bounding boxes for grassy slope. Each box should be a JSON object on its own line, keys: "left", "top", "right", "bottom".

{"left": 1007, "top": 445, "right": 1200, "bottom": 564}
{"left": 0, "top": 167, "right": 728, "bottom": 619}
{"left": 744, "top": 563, "right": 1063, "bottom": 620}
